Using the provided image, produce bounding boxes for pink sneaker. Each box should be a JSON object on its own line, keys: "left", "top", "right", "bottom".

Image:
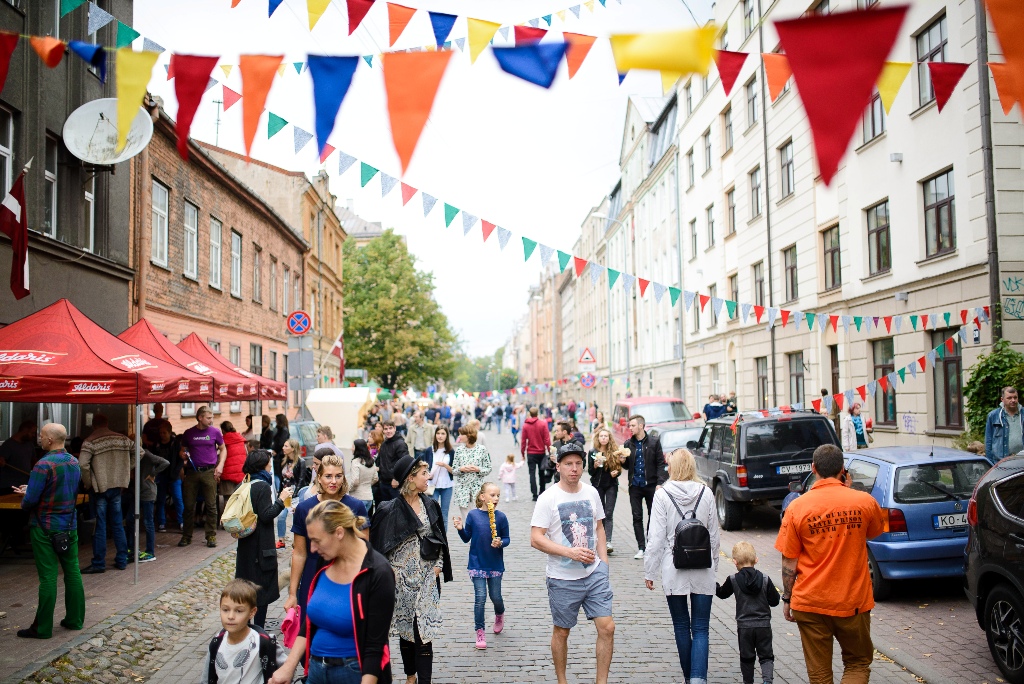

{"left": 475, "top": 628, "right": 487, "bottom": 649}
{"left": 493, "top": 614, "right": 504, "bottom": 634}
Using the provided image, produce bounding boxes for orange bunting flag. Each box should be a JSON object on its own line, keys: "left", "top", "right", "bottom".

{"left": 231, "top": 0, "right": 242, "bottom": 6}
{"left": 563, "top": 32, "right": 597, "bottom": 79}
{"left": 173, "top": 55, "right": 219, "bottom": 160}
{"left": 223, "top": 85, "right": 242, "bottom": 111}
{"left": 761, "top": 53, "right": 791, "bottom": 102}
{"left": 31, "top": 36, "right": 65, "bottom": 68}
{"left": 348, "top": 0, "right": 375, "bottom": 35}
{"left": 988, "top": 62, "right": 1019, "bottom": 115}
{"left": 714, "top": 50, "right": 748, "bottom": 95}
{"left": 927, "top": 61, "right": 968, "bottom": 112}
{"left": 774, "top": 6, "right": 907, "bottom": 186}
{"left": 387, "top": 3, "right": 417, "bottom": 47}
{"left": 239, "top": 54, "right": 283, "bottom": 157}
{"left": 985, "top": 0, "right": 1024, "bottom": 111}
{"left": 383, "top": 51, "right": 452, "bottom": 173}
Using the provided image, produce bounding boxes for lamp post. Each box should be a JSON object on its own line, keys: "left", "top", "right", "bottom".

{"left": 592, "top": 213, "right": 630, "bottom": 396}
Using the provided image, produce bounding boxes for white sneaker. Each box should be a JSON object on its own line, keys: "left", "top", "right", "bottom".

{"left": 634, "top": 549, "right": 645, "bottom": 560}
{"left": 606, "top": 542, "right": 614, "bottom": 555}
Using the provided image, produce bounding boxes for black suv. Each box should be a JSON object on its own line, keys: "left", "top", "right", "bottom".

{"left": 965, "top": 452, "right": 1024, "bottom": 684}
{"left": 687, "top": 411, "right": 841, "bottom": 530}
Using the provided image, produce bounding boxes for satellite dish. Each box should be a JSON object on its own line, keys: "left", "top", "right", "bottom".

{"left": 62, "top": 98, "right": 153, "bottom": 165}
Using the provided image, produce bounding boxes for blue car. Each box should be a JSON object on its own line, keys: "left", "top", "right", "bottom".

{"left": 781, "top": 446, "right": 991, "bottom": 600}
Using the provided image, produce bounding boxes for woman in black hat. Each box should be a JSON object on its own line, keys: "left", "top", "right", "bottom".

{"left": 370, "top": 455, "right": 452, "bottom": 684}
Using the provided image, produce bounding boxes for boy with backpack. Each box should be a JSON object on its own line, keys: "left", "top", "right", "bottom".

{"left": 201, "top": 579, "right": 285, "bottom": 684}
{"left": 716, "top": 541, "right": 780, "bottom": 684}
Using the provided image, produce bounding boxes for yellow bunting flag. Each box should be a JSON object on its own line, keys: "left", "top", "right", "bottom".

{"left": 220, "top": 64, "right": 233, "bottom": 78}
{"left": 556, "top": 10, "right": 566, "bottom": 21}
{"left": 584, "top": 0, "right": 595, "bottom": 11}
{"left": 276, "top": 63, "right": 286, "bottom": 77}
{"left": 610, "top": 26, "right": 716, "bottom": 76}
{"left": 467, "top": 18, "right": 501, "bottom": 64}
{"left": 876, "top": 61, "right": 912, "bottom": 114}
{"left": 115, "top": 48, "right": 158, "bottom": 153}
{"left": 307, "top": 0, "right": 331, "bottom": 30}
{"left": 661, "top": 72, "right": 680, "bottom": 94}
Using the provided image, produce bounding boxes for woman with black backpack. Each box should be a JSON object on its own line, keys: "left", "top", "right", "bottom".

{"left": 642, "top": 448, "right": 720, "bottom": 684}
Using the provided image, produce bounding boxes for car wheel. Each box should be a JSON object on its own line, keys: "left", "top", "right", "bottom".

{"left": 984, "top": 584, "right": 1024, "bottom": 684}
{"left": 714, "top": 483, "right": 743, "bottom": 531}
{"left": 867, "top": 549, "right": 892, "bottom": 601}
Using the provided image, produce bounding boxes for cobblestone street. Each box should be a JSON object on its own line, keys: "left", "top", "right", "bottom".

{"left": 6, "top": 428, "right": 1004, "bottom": 683}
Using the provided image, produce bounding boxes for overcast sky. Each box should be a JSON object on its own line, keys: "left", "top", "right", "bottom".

{"left": 135, "top": 0, "right": 713, "bottom": 358}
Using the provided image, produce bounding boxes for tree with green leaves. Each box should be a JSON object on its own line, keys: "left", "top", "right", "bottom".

{"left": 962, "top": 339, "right": 1024, "bottom": 440}
{"left": 341, "top": 229, "right": 458, "bottom": 390}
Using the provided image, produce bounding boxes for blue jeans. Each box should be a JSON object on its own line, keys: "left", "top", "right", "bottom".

{"left": 666, "top": 593, "right": 713, "bottom": 683}
{"left": 140, "top": 501, "right": 155, "bottom": 555}
{"left": 277, "top": 507, "right": 289, "bottom": 538}
{"left": 91, "top": 488, "right": 128, "bottom": 569}
{"left": 432, "top": 486, "right": 453, "bottom": 534}
{"left": 472, "top": 575, "right": 505, "bottom": 630}
{"left": 496, "top": 418, "right": 502, "bottom": 434}
{"left": 154, "top": 477, "right": 183, "bottom": 527}
{"left": 307, "top": 656, "right": 362, "bottom": 684}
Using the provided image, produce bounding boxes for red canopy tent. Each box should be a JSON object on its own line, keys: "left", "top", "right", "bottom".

{"left": 0, "top": 299, "right": 212, "bottom": 403}
{"left": 119, "top": 319, "right": 250, "bottom": 401}
{"left": 177, "top": 333, "right": 287, "bottom": 401}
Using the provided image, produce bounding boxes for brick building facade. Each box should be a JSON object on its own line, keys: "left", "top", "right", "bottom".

{"left": 130, "top": 110, "right": 308, "bottom": 434}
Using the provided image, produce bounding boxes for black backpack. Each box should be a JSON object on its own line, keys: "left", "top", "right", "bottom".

{"left": 666, "top": 486, "right": 713, "bottom": 570}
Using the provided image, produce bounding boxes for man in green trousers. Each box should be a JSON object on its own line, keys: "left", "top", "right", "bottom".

{"left": 13, "top": 422, "right": 85, "bottom": 638}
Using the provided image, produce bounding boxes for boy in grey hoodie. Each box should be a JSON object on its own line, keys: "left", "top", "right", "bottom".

{"left": 716, "top": 541, "right": 780, "bottom": 684}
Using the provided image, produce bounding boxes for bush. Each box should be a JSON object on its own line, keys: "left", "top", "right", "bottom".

{"left": 963, "top": 339, "right": 1024, "bottom": 437}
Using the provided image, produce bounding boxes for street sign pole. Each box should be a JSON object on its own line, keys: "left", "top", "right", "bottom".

{"left": 287, "top": 311, "right": 315, "bottom": 419}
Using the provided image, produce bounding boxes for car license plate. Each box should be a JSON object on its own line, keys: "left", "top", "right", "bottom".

{"left": 777, "top": 463, "right": 812, "bottom": 475}
{"left": 934, "top": 513, "right": 968, "bottom": 529}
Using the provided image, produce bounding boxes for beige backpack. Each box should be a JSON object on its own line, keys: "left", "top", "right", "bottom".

{"left": 220, "top": 475, "right": 257, "bottom": 539}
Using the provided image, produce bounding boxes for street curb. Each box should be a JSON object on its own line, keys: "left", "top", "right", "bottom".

{"left": 4, "top": 540, "right": 238, "bottom": 684}
{"left": 874, "top": 637, "right": 946, "bottom": 684}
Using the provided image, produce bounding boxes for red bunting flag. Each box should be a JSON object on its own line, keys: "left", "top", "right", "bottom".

{"left": 638, "top": 279, "right": 650, "bottom": 296}
{"left": 319, "top": 143, "right": 335, "bottom": 163}
{"left": 857, "top": 385, "right": 867, "bottom": 402}
{"left": 761, "top": 53, "right": 792, "bottom": 102}
{"left": 812, "top": 398, "right": 822, "bottom": 413}
{"left": 401, "top": 182, "right": 417, "bottom": 205}
{"left": 984, "top": 0, "right": 1024, "bottom": 111}
{"left": 223, "top": 85, "right": 242, "bottom": 110}
{"left": 166, "top": 54, "right": 176, "bottom": 80}
{"left": 0, "top": 32, "right": 19, "bottom": 94}
{"left": 883, "top": 316, "right": 892, "bottom": 333}
{"left": 774, "top": 6, "right": 908, "bottom": 185}
{"left": 945, "top": 337, "right": 956, "bottom": 354}
{"left": 918, "top": 357, "right": 927, "bottom": 372}
{"left": 0, "top": 170, "right": 28, "bottom": 299}
{"left": 960, "top": 309, "right": 968, "bottom": 324}
{"left": 699, "top": 294, "right": 710, "bottom": 311}
{"left": 348, "top": 0, "right": 375, "bottom": 35}
{"left": 878, "top": 375, "right": 889, "bottom": 393}
{"left": 481, "top": 220, "right": 496, "bottom": 241}
{"left": 387, "top": 3, "right": 417, "bottom": 47}
{"left": 563, "top": 32, "right": 597, "bottom": 79}
{"left": 985, "top": 305, "right": 991, "bottom": 318}
{"left": 780, "top": 309, "right": 790, "bottom": 326}
{"left": 928, "top": 62, "right": 969, "bottom": 112}
{"left": 834, "top": 392, "right": 844, "bottom": 412}
{"left": 753, "top": 305, "right": 764, "bottom": 322}
{"left": 573, "top": 256, "right": 588, "bottom": 277}
{"left": 383, "top": 51, "right": 452, "bottom": 173}
{"left": 830, "top": 315, "right": 839, "bottom": 332}
{"left": 921, "top": 314, "right": 929, "bottom": 330}
{"left": 714, "top": 50, "right": 748, "bottom": 96}
{"left": 173, "top": 55, "right": 220, "bottom": 160}
{"left": 239, "top": 54, "right": 283, "bottom": 157}
{"left": 31, "top": 36, "right": 65, "bottom": 68}
{"left": 514, "top": 26, "right": 547, "bottom": 45}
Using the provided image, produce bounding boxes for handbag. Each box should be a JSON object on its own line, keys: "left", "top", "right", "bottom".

{"left": 50, "top": 530, "right": 71, "bottom": 555}
{"left": 418, "top": 498, "right": 444, "bottom": 561}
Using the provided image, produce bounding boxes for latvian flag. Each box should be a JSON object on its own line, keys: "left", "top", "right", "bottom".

{"left": 0, "top": 170, "right": 28, "bottom": 299}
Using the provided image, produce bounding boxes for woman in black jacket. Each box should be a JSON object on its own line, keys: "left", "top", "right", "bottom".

{"left": 271, "top": 499, "right": 395, "bottom": 684}
{"left": 587, "top": 428, "right": 625, "bottom": 555}
{"left": 235, "top": 449, "right": 293, "bottom": 628}
{"left": 272, "top": 414, "right": 290, "bottom": 475}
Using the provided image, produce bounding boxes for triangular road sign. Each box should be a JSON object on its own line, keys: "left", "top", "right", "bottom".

{"left": 579, "top": 347, "right": 597, "bottom": 364}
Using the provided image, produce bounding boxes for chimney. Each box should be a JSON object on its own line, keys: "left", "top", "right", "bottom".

{"left": 346, "top": 198, "right": 355, "bottom": 213}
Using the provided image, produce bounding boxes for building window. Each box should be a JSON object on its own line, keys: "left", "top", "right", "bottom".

{"left": 924, "top": 169, "right": 955, "bottom": 257}
{"left": 729, "top": 275, "right": 738, "bottom": 319}
{"left": 932, "top": 330, "right": 963, "bottom": 429}
{"left": 703, "top": 129, "right": 712, "bottom": 171}
{"left": 83, "top": 177, "right": 95, "bottom": 253}
{"left": 0, "top": 108, "right": 12, "bottom": 198}
{"left": 779, "top": 141, "right": 795, "bottom": 198}
{"left": 709, "top": 284, "right": 718, "bottom": 327}
{"left": 151, "top": 180, "right": 169, "bottom": 265}
{"left": 691, "top": 295, "right": 700, "bottom": 332}
{"left": 229, "top": 345, "right": 242, "bottom": 413}
{"left": 43, "top": 136, "right": 58, "bottom": 237}
{"left": 917, "top": 15, "right": 947, "bottom": 107}
{"left": 270, "top": 259, "right": 277, "bottom": 310}
{"left": 726, "top": 189, "right": 736, "bottom": 235}
{"left": 685, "top": 82, "right": 692, "bottom": 115}
{"left": 746, "top": 77, "right": 759, "bottom": 126}
{"left": 689, "top": 219, "right": 698, "bottom": 258}
{"left": 250, "top": 343, "right": 263, "bottom": 376}
{"left": 749, "top": 166, "right": 762, "bottom": 218}
{"left": 873, "top": 338, "right": 896, "bottom": 424}
{"left": 722, "top": 106, "right": 733, "bottom": 152}
{"left": 269, "top": 350, "right": 277, "bottom": 381}
{"left": 743, "top": 0, "right": 755, "bottom": 37}
{"left": 711, "top": 363, "right": 721, "bottom": 394}
{"left": 687, "top": 149, "right": 695, "bottom": 187}
{"left": 867, "top": 200, "right": 891, "bottom": 275}
{"left": 753, "top": 261, "right": 765, "bottom": 308}
{"left": 183, "top": 202, "right": 198, "bottom": 279}
{"left": 720, "top": 27, "right": 729, "bottom": 51}
{"left": 294, "top": 274, "right": 301, "bottom": 312}
{"left": 823, "top": 225, "right": 841, "bottom": 290}
{"left": 788, "top": 352, "right": 805, "bottom": 406}
{"left": 180, "top": 403, "right": 195, "bottom": 417}
{"left": 810, "top": 0, "right": 831, "bottom": 14}
{"left": 783, "top": 245, "right": 798, "bottom": 302}
{"left": 230, "top": 230, "right": 242, "bottom": 297}
{"left": 756, "top": 357, "right": 769, "bottom": 410}
{"left": 283, "top": 266, "right": 291, "bottom": 312}
{"left": 694, "top": 367, "right": 702, "bottom": 405}
{"left": 706, "top": 204, "right": 715, "bottom": 247}
{"left": 864, "top": 91, "right": 886, "bottom": 142}
{"left": 209, "top": 218, "right": 222, "bottom": 288}
{"left": 252, "top": 244, "right": 262, "bottom": 302}
{"left": 701, "top": 74, "right": 709, "bottom": 96}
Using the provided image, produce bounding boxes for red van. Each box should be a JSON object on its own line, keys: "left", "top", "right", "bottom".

{"left": 610, "top": 397, "right": 702, "bottom": 444}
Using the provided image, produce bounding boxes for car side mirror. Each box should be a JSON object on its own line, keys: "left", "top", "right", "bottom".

{"left": 693, "top": 412, "right": 702, "bottom": 420}
{"left": 789, "top": 481, "right": 803, "bottom": 493}
{"left": 686, "top": 440, "right": 698, "bottom": 450}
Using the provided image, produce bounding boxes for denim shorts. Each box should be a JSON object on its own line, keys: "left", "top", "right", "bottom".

{"left": 546, "top": 562, "right": 614, "bottom": 628}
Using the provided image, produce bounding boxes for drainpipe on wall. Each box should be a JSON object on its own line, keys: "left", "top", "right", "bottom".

{"left": 975, "top": 0, "right": 1002, "bottom": 342}
{"left": 673, "top": 139, "right": 686, "bottom": 403}
{"left": 135, "top": 97, "right": 160, "bottom": 323}
{"left": 756, "top": 0, "right": 778, "bottom": 407}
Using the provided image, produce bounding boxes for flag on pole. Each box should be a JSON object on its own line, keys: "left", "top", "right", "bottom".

{"left": 329, "top": 331, "right": 345, "bottom": 377}
{"left": 0, "top": 169, "right": 29, "bottom": 299}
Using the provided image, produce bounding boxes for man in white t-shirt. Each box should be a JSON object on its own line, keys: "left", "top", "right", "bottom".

{"left": 531, "top": 442, "right": 615, "bottom": 684}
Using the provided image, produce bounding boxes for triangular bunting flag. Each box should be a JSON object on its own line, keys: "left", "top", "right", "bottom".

{"left": 493, "top": 43, "right": 568, "bottom": 88}
{"left": 762, "top": 53, "right": 792, "bottom": 102}
{"left": 766, "top": 307, "right": 779, "bottom": 328}
{"left": 714, "top": 50, "right": 748, "bottom": 95}
{"left": 429, "top": 12, "right": 458, "bottom": 47}
{"left": 515, "top": 26, "right": 547, "bottom": 45}
{"left": 928, "top": 61, "right": 969, "bottom": 112}
{"left": 31, "top": 37, "right": 65, "bottom": 69}
{"left": 699, "top": 294, "right": 710, "bottom": 311}
{"left": 69, "top": 40, "right": 107, "bottom": 82}
{"left": 220, "top": 64, "right": 234, "bottom": 78}
{"left": 986, "top": 0, "right": 1024, "bottom": 116}
{"left": 854, "top": 316, "right": 863, "bottom": 331}
{"left": 857, "top": 385, "right": 867, "bottom": 403}
{"left": 115, "top": 49, "right": 159, "bottom": 152}
{"left": 610, "top": 27, "right": 716, "bottom": 75}
{"left": 293, "top": 126, "right": 315, "bottom": 153}
{"left": 387, "top": 3, "right": 417, "bottom": 47}
{"left": 498, "top": 26, "right": 510, "bottom": 41}
{"left": 223, "top": 85, "right": 242, "bottom": 110}
{"left": 988, "top": 62, "right": 1019, "bottom": 115}
{"left": 455, "top": 38, "right": 465, "bottom": 51}
{"left": 725, "top": 300, "right": 737, "bottom": 318}
{"left": 557, "top": 10, "right": 566, "bottom": 22}
{"left": 381, "top": 173, "right": 399, "bottom": 197}
{"left": 927, "top": 349, "right": 937, "bottom": 368}
{"left": 878, "top": 375, "right": 889, "bottom": 393}
{"left": 467, "top": 19, "right": 501, "bottom": 64}
{"left": 841, "top": 315, "right": 851, "bottom": 334}
{"left": 959, "top": 327, "right": 968, "bottom": 343}
{"left": 804, "top": 312, "right": 815, "bottom": 331}
{"left": 401, "top": 182, "right": 417, "bottom": 205}
{"left": 142, "top": 38, "right": 165, "bottom": 54}
{"left": 383, "top": 51, "right": 452, "bottom": 172}
{"left": 753, "top": 305, "right": 764, "bottom": 323}
{"left": 894, "top": 316, "right": 903, "bottom": 333}
{"left": 543, "top": 15, "right": 552, "bottom": 26}
{"left": 360, "top": 162, "right": 379, "bottom": 187}
{"left": 608, "top": 268, "right": 621, "bottom": 289}
{"left": 523, "top": 237, "right": 538, "bottom": 260}
{"left": 422, "top": 193, "right": 437, "bottom": 216}
{"left": 462, "top": 212, "right": 478, "bottom": 235}
{"left": 444, "top": 203, "right": 459, "bottom": 227}
{"left": 918, "top": 356, "right": 927, "bottom": 372}
{"left": 943, "top": 311, "right": 951, "bottom": 327}
{"left": 897, "top": 368, "right": 906, "bottom": 383}
{"left": 653, "top": 282, "right": 667, "bottom": 303}
{"left": 307, "top": 0, "right": 331, "bottom": 30}
{"left": 573, "top": 256, "right": 588, "bottom": 277}
{"left": 338, "top": 151, "right": 357, "bottom": 175}
{"left": 685, "top": 290, "right": 696, "bottom": 311}
{"left": 908, "top": 363, "right": 917, "bottom": 379}
{"left": 481, "top": 220, "right": 496, "bottom": 241}
{"left": 830, "top": 315, "right": 839, "bottom": 332}
{"left": 557, "top": 250, "right": 572, "bottom": 272}
{"left": 88, "top": 2, "right": 116, "bottom": 35}
{"left": 172, "top": 55, "right": 219, "bottom": 159}
{"left": 61, "top": 0, "right": 87, "bottom": 16}
{"left": 774, "top": 6, "right": 907, "bottom": 185}
{"left": 528, "top": 18, "right": 540, "bottom": 28}
{"left": 115, "top": 21, "right": 140, "bottom": 49}
{"left": 670, "top": 287, "right": 681, "bottom": 307}
{"left": 590, "top": 262, "right": 606, "bottom": 286}
{"left": 363, "top": 55, "right": 374, "bottom": 68}
{"left": 877, "top": 61, "right": 912, "bottom": 113}
{"left": 780, "top": 309, "right": 791, "bottom": 327}
{"left": 569, "top": 5, "right": 581, "bottom": 18}
{"left": 270, "top": 0, "right": 286, "bottom": 16}
{"left": 267, "top": 112, "right": 288, "bottom": 138}
{"left": 910, "top": 314, "right": 918, "bottom": 330}
{"left": 945, "top": 337, "right": 956, "bottom": 354}
{"left": 240, "top": 54, "right": 283, "bottom": 156}
{"left": 741, "top": 302, "right": 751, "bottom": 322}
{"left": 867, "top": 381, "right": 877, "bottom": 397}
{"left": 307, "top": 55, "right": 359, "bottom": 156}
{"left": 563, "top": 32, "right": 597, "bottom": 79}
{"left": 347, "top": 0, "right": 374, "bottom": 35}
{"left": 621, "top": 273, "right": 636, "bottom": 292}
{"left": 817, "top": 313, "right": 829, "bottom": 333}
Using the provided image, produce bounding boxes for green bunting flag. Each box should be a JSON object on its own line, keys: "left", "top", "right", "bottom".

{"left": 854, "top": 316, "right": 863, "bottom": 331}
{"left": 805, "top": 312, "right": 815, "bottom": 331}
{"left": 268, "top": 112, "right": 288, "bottom": 138}
{"left": 557, "top": 250, "right": 572, "bottom": 272}
{"left": 607, "top": 268, "right": 620, "bottom": 289}
{"left": 61, "top": 0, "right": 87, "bottom": 16}
{"left": 360, "top": 162, "right": 379, "bottom": 187}
{"left": 897, "top": 367, "right": 906, "bottom": 383}
{"left": 725, "top": 300, "right": 737, "bottom": 318}
{"left": 936, "top": 342, "right": 946, "bottom": 359}
{"left": 669, "top": 286, "right": 681, "bottom": 307}
{"left": 909, "top": 315, "right": 918, "bottom": 330}
{"left": 444, "top": 203, "right": 459, "bottom": 227}
{"left": 522, "top": 237, "right": 538, "bottom": 261}
{"left": 116, "top": 21, "right": 140, "bottom": 49}
{"left": 943, "top": 312, "right": 951, "bottom": 326}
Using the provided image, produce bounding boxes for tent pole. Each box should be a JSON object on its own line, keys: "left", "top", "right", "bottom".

{"left": 134, "top": 404, "right": 141, "bottom": 585}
